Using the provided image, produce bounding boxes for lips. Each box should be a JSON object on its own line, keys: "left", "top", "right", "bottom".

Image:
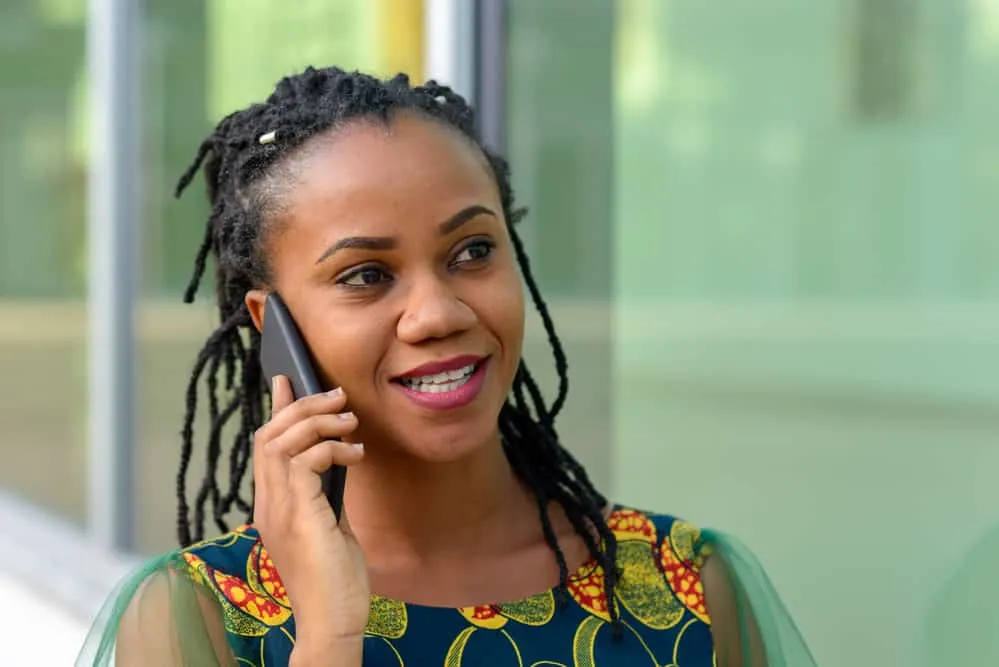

{"left": 397, "top": 361, "right": 480, "bottom": 393}
{"left": 394, "top": 355, "right": 486, "bottom": 383}
{"left": 392, "top": 355, "right": 490, "bottom": 411}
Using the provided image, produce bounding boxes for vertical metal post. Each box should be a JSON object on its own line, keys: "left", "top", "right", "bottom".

{"left": 471, "top": 0, "right": 538, "bottom": 267}
{"left": 424, "top": 0, "right": 477, "bottom": 100}
{"left": 474, "top": 0, "right": 508, "bottom": 153}
{"left": 86, "top": 0, "right": 140, "bottom": 552}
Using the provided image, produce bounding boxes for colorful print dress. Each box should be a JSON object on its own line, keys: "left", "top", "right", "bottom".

{"left": 77, "top": 507, "right": 817, "bottom": 666}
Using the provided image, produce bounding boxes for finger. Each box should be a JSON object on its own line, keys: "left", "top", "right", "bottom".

{"left": 271, "top": 375, "right": 295, "bottom": 416}
{"left": 256, "top": 375, "right": 293, "bottom": 500}
{"left": 252, "top": 433, "right": 274, "bottom": 515}
{"left": 259, "top": 386, "right": 347, "bottom": 441}
{"left": 292, "top": 440, "right": 365, "bottom": 474}
{"left": 269, "top": 412, "right": 359, "bottom": 459}
{"left": 256, "top": 375, "right": 299, "bottom": 507}
{"left": 287, "top": 441, "right": 365, "bottom": 500}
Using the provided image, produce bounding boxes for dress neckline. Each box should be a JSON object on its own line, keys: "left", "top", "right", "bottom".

{"left": 370, "top": 504, "right": 622, "bottom": 612}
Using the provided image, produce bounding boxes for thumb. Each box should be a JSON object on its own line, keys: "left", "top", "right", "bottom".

{"left": 338, "top": 505, "right": 355, "bottom": 535}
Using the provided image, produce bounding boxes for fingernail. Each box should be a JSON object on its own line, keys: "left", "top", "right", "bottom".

{"left": 327, "top": 387, "right": 343, "bottom": 397}
{"left": 352, "top": 443, "right": 364, "bottom": 452}
{"left": 338, "top": 411, "right": 355, "bottom": 421}
{"left": 271, "top": 376, "right": 278, "bottom": 393}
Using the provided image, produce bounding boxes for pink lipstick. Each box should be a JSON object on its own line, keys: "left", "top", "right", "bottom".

{"left": 394, "top": 355, "right": 489, "bottom": 411}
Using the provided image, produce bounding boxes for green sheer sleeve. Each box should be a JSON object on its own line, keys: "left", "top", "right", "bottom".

{"left": 916, "top": 522, "right": 999, "bottom": 665}
{"left": 701, "top": 529, "right": 818, "bottom": 667}
{"left": 75, "top": 551, "right": 236, "bottom": 667}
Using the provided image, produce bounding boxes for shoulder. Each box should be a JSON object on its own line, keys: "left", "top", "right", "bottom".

{"left": 607, "top": 505, "right": 711, "bottom": 569}
{"left": 83, "top": 549, "right": 234, "bottom": 665}
{"left": 179, "top": 524, "right": 294, "bottom": 629}
{"left": 607, "top": 508, "right": 770, "bottom": 659}
{"left": 608, "top": 508, "right": 741, "bottom": 604}
{"left": 181, "top": 523, "right": 262, "bottom": 575}
{"left": 606, "top": 506, "right": 713, "bottom": 623}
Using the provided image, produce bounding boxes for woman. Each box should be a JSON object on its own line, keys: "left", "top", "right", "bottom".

{"left": 78, "top": 67, "right": 815, "bottom": 667}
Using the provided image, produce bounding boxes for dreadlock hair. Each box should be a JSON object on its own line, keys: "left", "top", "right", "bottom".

{"left": 174, "top": 66, "right": 620, "bottom": 627}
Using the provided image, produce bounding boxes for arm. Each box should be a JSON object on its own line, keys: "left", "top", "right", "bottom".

{"left": 114, "top": 566, "right": 235, "bottom": 667}
{"left": 702, "top": 553, "right": 768, "bottom": 667}
{"left": 76, "top": 553, "right": 236, "bottom": 667}
{"left": 699, "top": 529, "right": 818, "bottom": 667}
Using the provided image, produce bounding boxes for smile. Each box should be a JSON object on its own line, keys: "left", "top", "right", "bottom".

{"left": 393, "top": 356, "right": 490, "bottom": 411}
{"left": 399, "top": 362, "right": 479, "bottom": 393}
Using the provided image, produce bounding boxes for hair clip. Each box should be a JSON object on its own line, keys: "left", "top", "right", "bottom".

{"left": 434, "top": 95, "right": 447, "bottom": 105}
{"left": 258, "top": 130, "right": 277, "bottom": 145}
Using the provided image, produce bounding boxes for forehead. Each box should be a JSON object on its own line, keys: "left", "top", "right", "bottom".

{"left": 277, "top": 113, "right": 499, "bottom": 231}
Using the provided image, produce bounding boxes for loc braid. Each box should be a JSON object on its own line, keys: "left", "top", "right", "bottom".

{"left": 220, "top": 331, "right": 263, "bottom": 517}
{"left": 191, "top": 350, "right": 223, "bottom": 543}
{"left": 176, "top": 308, "right": 248, "bottom": 546}
{"left": 506, "top": 224, "right": 570, "bottom": 418}
{"left": 220, "top": 337, "right": 259, "bottom": 515}
{"left": 499, "top": 405, "right": 571, "bottom": 605}
{"left": 176, "top": 334, "right": 219, "bottom": 546}
{"left": 514, "top": 362, "right": 556, "bottom": 434}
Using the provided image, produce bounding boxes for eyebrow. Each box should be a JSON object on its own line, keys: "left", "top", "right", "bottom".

{"left": 315, "top": 204, "right": 497, "bottom": 264}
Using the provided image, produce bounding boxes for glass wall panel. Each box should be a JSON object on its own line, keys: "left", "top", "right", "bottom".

{"left": 612, "top": 1, "right": 999, "bottom": 664}
{"left": 507, "top": 0, "right": 616, "bottom": 491}
{"left": 0, "top": 0, "right": 89, "bottom": 525}
{"left": 509, "top": 0, "right": 999, "bottom": 663}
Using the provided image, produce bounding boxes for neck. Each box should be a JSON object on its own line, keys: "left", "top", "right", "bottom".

{"left": 343, "top": 435, "right": 538, "bottom": 566}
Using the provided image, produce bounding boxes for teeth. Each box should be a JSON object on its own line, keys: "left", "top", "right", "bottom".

{"left": 401, "top": 363, "right": 477, "bottom": 392}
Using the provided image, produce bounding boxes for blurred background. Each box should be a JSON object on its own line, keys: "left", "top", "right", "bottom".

{"left": 2, "top": 0, "right": 998, "bottom": 664}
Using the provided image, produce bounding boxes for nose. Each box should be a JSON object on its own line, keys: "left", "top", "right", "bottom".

{"left": 396, "top": 273, "right": 477, "bottom": 344}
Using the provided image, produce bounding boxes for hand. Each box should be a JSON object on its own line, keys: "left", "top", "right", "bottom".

{"left": 252, "top": 376, "right": 370, "bottom": 648}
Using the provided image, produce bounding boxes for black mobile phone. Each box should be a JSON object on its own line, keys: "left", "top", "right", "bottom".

{"left": 259, "top": 293, "right": 347, "bottom": 520}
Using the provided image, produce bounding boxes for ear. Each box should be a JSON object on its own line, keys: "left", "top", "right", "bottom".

{"left": 245, "top": 289, "right": 268, "bottom": 333}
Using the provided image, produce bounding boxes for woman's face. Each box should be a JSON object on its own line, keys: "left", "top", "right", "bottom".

{"left": 246, "top": 113, "right": 525, "bottom": 463}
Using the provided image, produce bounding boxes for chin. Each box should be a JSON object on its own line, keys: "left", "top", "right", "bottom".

{"left": 388, "top": 417, "right": 502, "bottom": 465}
{"left": 373, "top": 360, "right": 513, "bottom": 464}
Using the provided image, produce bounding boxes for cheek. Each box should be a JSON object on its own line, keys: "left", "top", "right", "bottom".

{"left": 301, "top": 309, "right": 392, "bottom": 392}
{"left": 506, "top": 285, "right": 526, "bottom": 355}
{"left": 479, "top": 269, "right": 526, "bottom": 362}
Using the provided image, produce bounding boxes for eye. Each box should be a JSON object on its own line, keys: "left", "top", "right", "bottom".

{"left": 336, "top": 265, "right": 392, "bottom": 288}
{"left": 451, "top": 239, "right": 495, "bottom": 267}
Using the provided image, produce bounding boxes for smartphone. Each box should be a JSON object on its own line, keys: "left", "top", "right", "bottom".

{"left": 259, "top": 292, "right": 347, "bottom": 520}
